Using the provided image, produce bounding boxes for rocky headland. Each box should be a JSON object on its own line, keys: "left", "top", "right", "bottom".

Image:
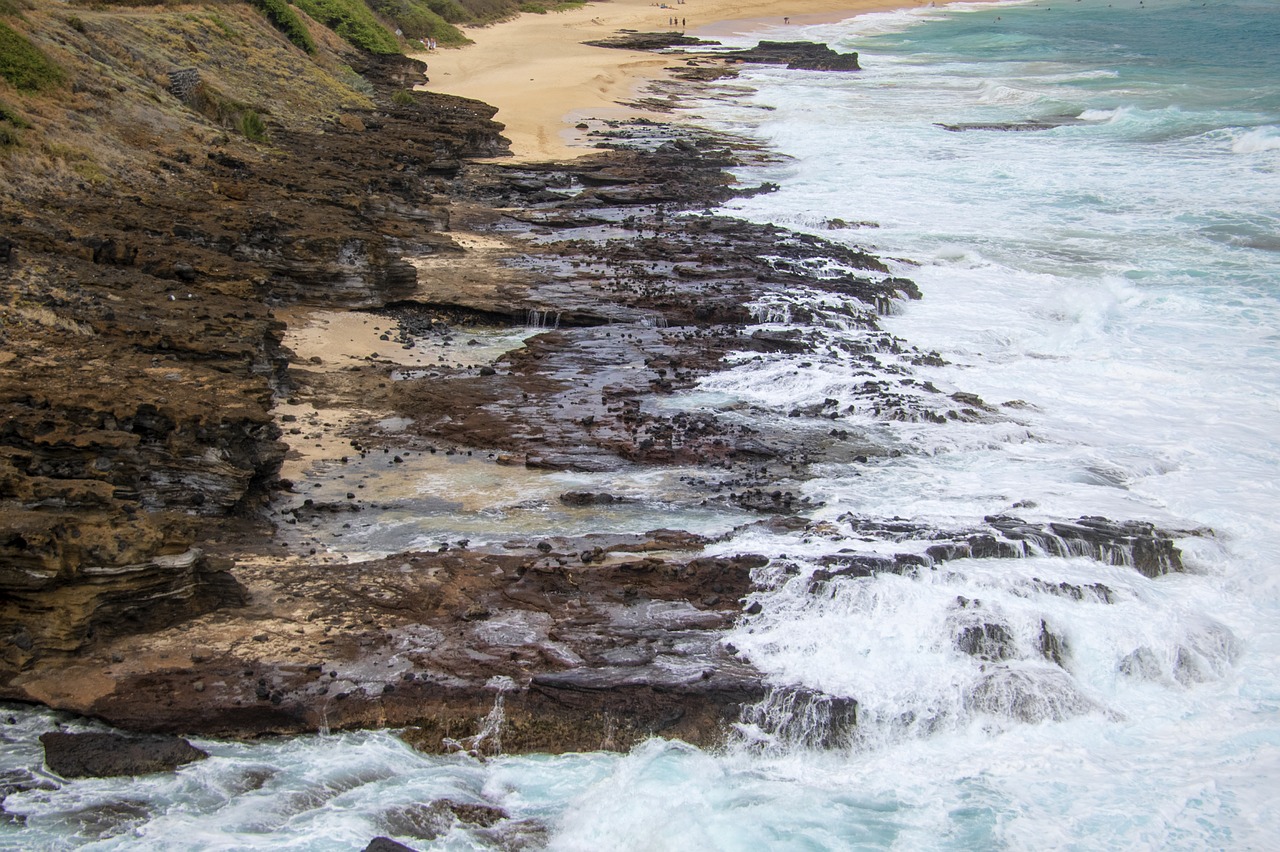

{"left": 0, "top": 2, "right": 1202, "bottom": 763}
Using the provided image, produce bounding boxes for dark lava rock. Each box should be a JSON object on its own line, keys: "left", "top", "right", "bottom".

{"left": 721, "top": 41, "right": 860, "bottom": 71}
{"left": 955, "top": 623, "right": 1017, "bottom": 662}
{"left": 378, "top": 802, "right": 455, "bottom": 842}
{"left": 837, "top": 514, "right": 1207, "bottom": 578}
{"left": 1039, "top": 620, "right": 1069, "bottom": 668}
{"left": 364, "top": 839, "right": 419, "bottom": 852}
{"left": 40, "top": 732, "right": 208, "bottom": 778}
{"left": 558, "top": 491, "right": 630, "bottom": 506}
{"left": 585, "top": 35, "right": 860, "bottom": 72}
{"left": 584, "top": 32, "right": 718, "bottom": 51}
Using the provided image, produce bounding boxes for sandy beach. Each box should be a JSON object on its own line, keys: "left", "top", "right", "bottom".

{"left": 415, "top": 0, "right": 943, "bottom": 161}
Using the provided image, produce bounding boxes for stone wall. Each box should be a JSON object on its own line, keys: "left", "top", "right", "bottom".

{"left": 167, "top": 67, "right": 200, "bottom": 102}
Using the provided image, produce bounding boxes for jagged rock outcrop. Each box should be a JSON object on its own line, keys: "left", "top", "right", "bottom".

{"left": 0, "top": 511, "right": 245, "bottom": 671}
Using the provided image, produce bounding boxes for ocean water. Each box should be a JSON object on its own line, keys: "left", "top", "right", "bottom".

{"left": 4, "top": 0, "right": 1279, "bottom": 848}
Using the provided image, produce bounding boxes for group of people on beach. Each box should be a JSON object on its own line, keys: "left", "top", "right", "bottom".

{"left": 658, "top": 0, "right": 687, "bottom": 27}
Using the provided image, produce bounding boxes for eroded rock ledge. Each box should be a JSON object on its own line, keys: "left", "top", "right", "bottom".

{"left": 8, "top": 532, "right": 768, "bottom": 751}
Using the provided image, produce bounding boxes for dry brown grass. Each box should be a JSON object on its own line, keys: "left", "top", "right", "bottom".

{"left": 0, "top": 302, "right": 96, "bottom": 338}
{"left": 0, "top": 4, "right": 374, "bottom": 199}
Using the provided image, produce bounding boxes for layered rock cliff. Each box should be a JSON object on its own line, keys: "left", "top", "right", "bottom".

{"left": 0, "top": 3, "right": 507, "bottom": 673}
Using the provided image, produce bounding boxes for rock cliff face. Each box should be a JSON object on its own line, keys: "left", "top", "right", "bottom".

{"left": 0, "top": 7, "right": 507, "bottom": 674}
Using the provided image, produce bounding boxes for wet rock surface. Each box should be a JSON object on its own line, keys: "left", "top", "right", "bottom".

{"left": 39, "top": 732, "right": 208, "bottom": 778}
{"left": 365, "top": 838, "right": 420, "bottom": 852}
{"left": 8, "top": 533, "right": 771, "bottom": 752}
{"left": 819, "top": 514, "right": 1206, "bottom": 579}
{"left": 936, "top": 115, "right": 1085, "bottom": 132}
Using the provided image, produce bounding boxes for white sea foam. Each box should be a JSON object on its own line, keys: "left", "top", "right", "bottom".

{"left": 1231, "top": 124, "right": 1280, "bottom": 153}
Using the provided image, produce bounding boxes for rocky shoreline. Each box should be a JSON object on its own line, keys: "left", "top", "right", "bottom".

{"left": 0, "top": 12, "right": 1204, "bottom": 762}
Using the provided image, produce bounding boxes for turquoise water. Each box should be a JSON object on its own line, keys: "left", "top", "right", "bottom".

{"left": 4, "top": 1, "right": 1279, "bottom": 848}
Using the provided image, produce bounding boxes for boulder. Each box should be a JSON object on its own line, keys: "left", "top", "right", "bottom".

{"left": 40, "top": 732, "right": 207, "bottom": 778}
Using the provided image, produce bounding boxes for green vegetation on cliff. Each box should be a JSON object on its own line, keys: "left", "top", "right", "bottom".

{"left": 0, "top": 21, "right": 66, "bottom": 92}
{"left": 450, "top": 0, "right": 531, "bottom": 23}
{"left": 368, "top": 0, "right": 470, "bottom": 46}
{"left": 517, "top": 0, "right": 586, "bottom": 14}
{"left": 292, "top": 0, "right": 400, "bottom": 53}
{"left": 247, "top": 0, "right": 317, "bottom": 53}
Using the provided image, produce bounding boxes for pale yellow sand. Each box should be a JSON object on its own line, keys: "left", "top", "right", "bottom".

{"left": 415, "top": 0, "right": 953, "bottom": 162}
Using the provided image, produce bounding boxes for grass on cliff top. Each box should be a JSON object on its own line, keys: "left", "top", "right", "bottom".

{"left": 0, "top": 5, "right": 375, "bottom": 197}
{"left": 292, "top": 0, "right": 400, "bottom": 54}
{"left": 0, "top": 21, "right": 66, "bottom": 92}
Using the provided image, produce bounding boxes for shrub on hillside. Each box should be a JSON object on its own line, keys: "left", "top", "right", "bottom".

{"left": 0, "top": 100, "right": 28, "bottom": 128}
{"left": 188, "top": 82, "right": 271, "bottom": 142}
{"left": 247, "top": 0, "right": 316, "bottom": 54}
{"left": 423, "top": 0, "right": 468, "bottom": 22}
{"left": 292, "top": 0, "right": 400, "bottom": 54}
{"left": 0, "top": 22, "right": 66, "bottom": 92}
{"left": 0, "top": 99, "right": 29, "bottom": 148}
